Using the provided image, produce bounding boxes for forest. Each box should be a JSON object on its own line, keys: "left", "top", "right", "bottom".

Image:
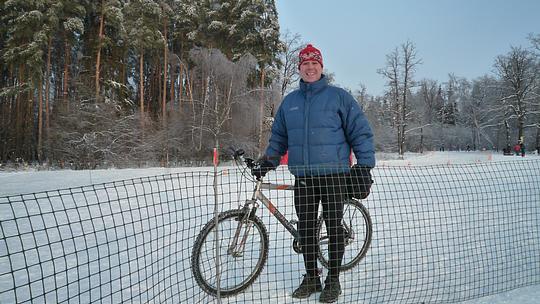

{"left": 1, "top": 0, "right": 539, "bottom": 169}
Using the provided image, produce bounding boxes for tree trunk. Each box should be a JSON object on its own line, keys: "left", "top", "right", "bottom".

{"left": 63, "top": 36, "right": 70, "bottom": 106}
{"left": 169, "top": 69, "right": 175, "bottom": 112}
{"left": 420, "top": 127, "right": 424, "bottom": 153}
{"left": 26, "top": 78, "right": 35, "bottom": 160}
{"left": 95, "top": 0, "right": 105, "bottom": 102}
{"left": 178, "top": 63, "right": 184, "bottom": 109}
{"left": 187, "top": 68, "right": 196, "bottom": 145}
{"left": 139, "top": 52, "right": 145, "bottom": 124}
{"left": 536, "top": 122, "right": 540, "bottom": 152}
{"left": 121, "top": 57, "right": 126, "bottom": 86}
{"left": 496, "top": 123, "right": 501, "bottom": 152}
{"left": 45, "top": 37, "right": 52, "bottom": 135}
{"left": 15, "top": 66, "right": 23, "bottom": 158}
{"left": 258, "top": 67, "right": 266, "bottom": 154}
{"left": 155, "top": 58, "right": 161, "bottom": 114}
{"left": 162, "top": 16, "right": 168, "bottom": 127}
{"left": 517, "top": 112, "right": 524, "bottom": 144}
{"left": 398, "top": 125, "right": 405, "bottom": 157}
{"left": 38, "top": 77, "right": 43, "bottom": 161}
{"left": 198, "top": 76, "right": 210, "bottom": 151}
{"left": 504, "top": 120, "right": 510, "bottom": 149}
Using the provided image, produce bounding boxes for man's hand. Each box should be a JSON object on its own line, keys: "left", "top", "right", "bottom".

{"left": 349, "top": 164, "right": 373, "bottom": 199}
{"left": 251, "top": 159, "right": 275, "bottom": 179}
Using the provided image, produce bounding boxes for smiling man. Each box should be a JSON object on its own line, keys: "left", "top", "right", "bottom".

{"left": 252, "top": 44, "right": 375, "bottom": 303}
{"left": 298, "top": 44, "right": 324, "bottom": 82}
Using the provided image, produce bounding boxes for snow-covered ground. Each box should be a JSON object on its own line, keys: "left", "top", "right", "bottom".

{"left": 0, "top": 150, "right": 533, "bottom": 197}
{"left": 1, "top": 151, "right": 539, "bottom": 303}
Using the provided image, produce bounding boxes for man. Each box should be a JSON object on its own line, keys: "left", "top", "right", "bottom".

{"left": 252, "top": 44, "right": 375, "bottom": 303}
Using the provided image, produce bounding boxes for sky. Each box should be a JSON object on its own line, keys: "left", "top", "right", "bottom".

{"left": 275, "top": 0, "right": 540, "bottom": 96}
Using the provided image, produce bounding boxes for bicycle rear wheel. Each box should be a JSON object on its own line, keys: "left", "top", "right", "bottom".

{"left": 191, "top": 209, "right": 269, "bottom": 297}
{"left": 317, "top": 199, "right": 372, "bottom": 271}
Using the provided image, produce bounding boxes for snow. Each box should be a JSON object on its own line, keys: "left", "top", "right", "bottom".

{"left": 1, "top": 151, "right": 539, "bottom": 303}
{"left": 0, "top": 150, "right": 524, "bottom": 197}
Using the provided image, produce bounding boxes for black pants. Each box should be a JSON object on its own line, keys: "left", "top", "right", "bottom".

{"left": 294, "top": 174, "right": 348, "bottom": 279}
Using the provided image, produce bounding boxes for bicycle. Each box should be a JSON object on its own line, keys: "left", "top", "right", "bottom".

{"left": 190, "top": 149, "right": 373, "bottom": 297}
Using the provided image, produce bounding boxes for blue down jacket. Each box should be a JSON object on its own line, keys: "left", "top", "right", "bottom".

{"left": 265, "top": 75, "right": 375, "bottom": 177}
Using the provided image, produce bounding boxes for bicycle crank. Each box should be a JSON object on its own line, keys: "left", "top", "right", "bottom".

{"left": 292, "top": 239, "right": 302, "bottom": 254}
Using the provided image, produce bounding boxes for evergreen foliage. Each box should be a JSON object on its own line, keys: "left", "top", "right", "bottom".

{"left": 0, "top": 1, "right": 538, "bottom": 166}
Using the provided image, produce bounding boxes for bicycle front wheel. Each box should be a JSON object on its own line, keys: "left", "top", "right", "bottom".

{"left": 191, "top": 209, "right": 269, "bottom": 297}
{"left": 317, "top": 199, "right": 372, "bottom": 271}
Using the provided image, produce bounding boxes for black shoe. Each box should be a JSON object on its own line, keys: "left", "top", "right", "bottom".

{"left": 291, "top": 274, "right": 323, "bottom": 299}
{"left": 319, "top": 277, "right": 341, "bottom": 303}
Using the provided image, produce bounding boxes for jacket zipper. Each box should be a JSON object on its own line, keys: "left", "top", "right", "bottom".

{"left": 304, "top": 86, "right": 311, "bottom": 166}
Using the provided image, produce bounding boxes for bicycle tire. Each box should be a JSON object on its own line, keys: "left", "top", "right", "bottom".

{"left": 191, "top": 209, "right": 269, "bottom": 297}
{"left": 317, "top": 199, "right": 372, "bottom": 271}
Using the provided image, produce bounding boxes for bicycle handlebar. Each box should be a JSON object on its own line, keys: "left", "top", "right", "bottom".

{"left": 228, "top": 147, "right": 255, "bottom": 169}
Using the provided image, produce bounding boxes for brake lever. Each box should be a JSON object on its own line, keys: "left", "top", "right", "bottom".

{"left": 244, "top": 157, "right": 255, "bottom": 168}
{"left": 227, "top": 147, "right": 245, "bottom": 161}
{"left": 236, "top": 149, "right": 245, "bottom": 158}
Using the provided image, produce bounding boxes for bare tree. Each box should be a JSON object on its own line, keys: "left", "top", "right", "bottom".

{"left": 419, "top": 79, "right": 439, "bottom": 124}
{"left": 528, "top": 33, "right": 540, "bottom": 52}
{"left": 494, "top": 46, "right": 539, "bottom": 145}
{"left": 378, "top": 41, "right": 422, "bottom": 157}
{"left": 527, "top": 33, "right": 540, "bottom": 151}
{"left": 355, "top": 83, "right": 369, "bottom": 108}
{"left": 189, "top": 48, "right": 257, "bottom": 153}
{"left": 461, "top": 76, "right": 503, "bottom": 150}
{"left": 278, "top": 31, "right": 304, "bottom": 98}
{"left": 379, "top": 47, "right": 400, "bottom": 126}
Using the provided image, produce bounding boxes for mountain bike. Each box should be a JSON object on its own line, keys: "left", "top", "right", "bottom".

{"left": 190, "top": 149, "right": 373, "bottom": 297}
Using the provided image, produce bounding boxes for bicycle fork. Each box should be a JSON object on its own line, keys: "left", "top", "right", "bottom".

{"left": 227, "top": 203, "right": 258, "bottom": 257}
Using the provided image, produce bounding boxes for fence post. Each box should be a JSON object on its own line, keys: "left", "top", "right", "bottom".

{"left": 213, "top": 146, "right": 222, "bottom": 302}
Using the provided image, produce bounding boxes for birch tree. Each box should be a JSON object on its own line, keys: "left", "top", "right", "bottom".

{"left": 189, "top": 48, "right": 257, "bottom": 152}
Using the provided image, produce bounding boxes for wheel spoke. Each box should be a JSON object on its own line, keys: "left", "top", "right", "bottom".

{"left": 317, "top": 200, "right": 372, "bottom": 271}
{"left": 192, "top": 211, "right": 269, "bottom": 296}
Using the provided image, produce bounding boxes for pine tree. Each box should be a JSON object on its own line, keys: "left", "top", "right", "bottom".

{"left": 124, "top": 0, "right": 164, "bottom": 123}
{"left": 42, "top": 0, "right": 85, "bottom": 155}
{"left": 1, "top": 0, "right": 48, "bottom": 161}
{"left": 87, "top": 0, "right": 123, "bottom": 102}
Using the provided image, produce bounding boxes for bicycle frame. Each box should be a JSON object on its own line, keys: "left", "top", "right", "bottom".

{"left": 254, "top": 180, "right": 301, "bottom": 241}
{"left": 228, "top": 179, "right": 301, "bottom": 256}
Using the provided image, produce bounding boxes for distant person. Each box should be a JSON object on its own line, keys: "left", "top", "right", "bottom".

{"left": 252, "top": 43, "right": 375, "bottom": 303}
{"left": 514, "top": 143, "right": 521, "bottom": 156}
{"left": 466, "top": 145, "right": 471, "bottom": 152}
{"left": 520, "top": 142, "right": 525, "bottom": 157}
{"left": 439, "top": 145, "right": 445, "bottom": 152}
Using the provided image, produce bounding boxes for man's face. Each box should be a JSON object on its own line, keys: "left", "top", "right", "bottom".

{"left": 299, "top": 60, "right": 322, "bottom": 83}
